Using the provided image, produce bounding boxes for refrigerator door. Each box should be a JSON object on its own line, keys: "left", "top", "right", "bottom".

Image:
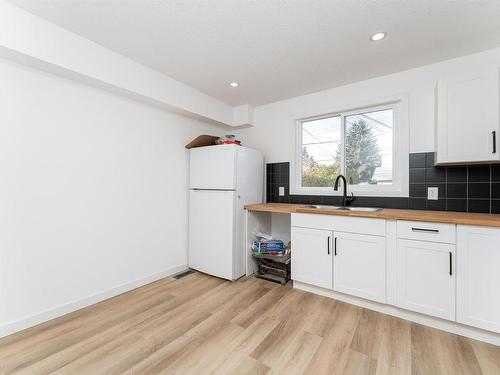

{"left": 188, "top": 189, "right": 235, "bottom": 280}
{"left": 189, "top": 145, "right": 237, "bottom": 190}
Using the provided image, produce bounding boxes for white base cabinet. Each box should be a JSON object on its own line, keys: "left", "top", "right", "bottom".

{"left": 397, "top": 239, "right": 456, "bottom": 321}
{"left": 457, "top": 225, "right": 500, "bottom": 334}
{"left": 291, "top": 227, "right": 332, "bottom": 290}
{"left": 289, "top": 214, "right": 500, "bottom": 344}
{"left": 290, "top": 222, "right": 386, "bottom": 303}
{"left": 333, "top": 232, "right": 386, "bottom": 303}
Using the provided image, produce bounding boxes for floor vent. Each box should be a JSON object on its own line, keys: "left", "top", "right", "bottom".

{"left": 173, "top": 270, "right": 195, "bottom": 279}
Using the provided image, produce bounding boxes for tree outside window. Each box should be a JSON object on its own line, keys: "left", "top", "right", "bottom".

{"left": 300, "top": 108, "right": 393, "bottom": 188}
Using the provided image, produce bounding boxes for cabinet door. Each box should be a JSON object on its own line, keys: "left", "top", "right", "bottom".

{"left": 397, "top": 239, "right": 455, "bottom": 320}
{"left": 333, "top": 232, "right": 386, "bottom": 303}
{"left": 457, "top": 225, "right": 500, "bottom": 333}
{"left": 291, "top": 227, "right": 332, "bottom": 289}
{"left": 436, "top": 69, "right": 499, "bottom": 164}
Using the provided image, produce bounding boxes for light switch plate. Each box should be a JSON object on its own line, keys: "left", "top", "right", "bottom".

{"left": 279, "top": 186, "right": 285, "bottom": 196}
{"left": 427, "top": 187, "right": 438, "bottom": 200}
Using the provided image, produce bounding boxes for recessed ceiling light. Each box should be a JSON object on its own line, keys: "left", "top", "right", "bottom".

{"left": 229, "top": 82, "right": 239, "bottom": 87}
{"left": 370, "top": 32, "right": 387, "bottom": 42}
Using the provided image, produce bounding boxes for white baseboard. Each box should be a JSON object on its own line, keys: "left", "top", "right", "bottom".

{"left": 0, "top": 264, "right": 187, "bottom": 339}
{"left": 294, "top": 281, "right": 500, "bottom": 347}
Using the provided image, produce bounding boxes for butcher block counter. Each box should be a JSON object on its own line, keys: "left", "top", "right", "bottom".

{"left": 245, "top": 203, "right": 500, "bottom": 227}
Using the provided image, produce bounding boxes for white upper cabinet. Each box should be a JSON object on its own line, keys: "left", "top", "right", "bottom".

{"left": 333, "top": 232, "right": 386, "bottom": 303}
{"left": 436, "top": 69, "right": 500, "bottom": 165}
{"left": 457, "top": 225, "right": 500, "bottom": 334}
{"left": 291, "top": 226, "right": 333, "bottom": 290}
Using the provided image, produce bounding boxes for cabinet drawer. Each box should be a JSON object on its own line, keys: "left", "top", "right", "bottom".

{"left": 291, "top": 213, "right": 385, "bottom": 236}
{"left": 397, "top": 220, "right": 456, "bottom": 244}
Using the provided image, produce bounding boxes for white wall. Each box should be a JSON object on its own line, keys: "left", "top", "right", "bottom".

{"left": 236, "top": 47, "right": 500, "bottom": 163}
{"left": 0, "top": 57, "right": 222, "bottom": 336}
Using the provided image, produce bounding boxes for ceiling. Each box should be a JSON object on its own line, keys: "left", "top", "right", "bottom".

{"left": 8, "top": 0, "right": 500, "bottom": 106}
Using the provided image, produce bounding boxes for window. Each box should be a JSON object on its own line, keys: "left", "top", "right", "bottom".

{"left": 293, "top": 101, "right": 407, "bottom": 196}
{"left": 302, "top": 116, "right": 341, "bottom": 187}
{"left": 344, "top": 109, "right": 393, "bottom": 186}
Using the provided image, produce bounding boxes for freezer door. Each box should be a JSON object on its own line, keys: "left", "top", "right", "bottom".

{"left": 188, "top": 190, "right": 235, "bottom": 280}
{"left": 189, "top": 145, "right": 237, "bottom": 190}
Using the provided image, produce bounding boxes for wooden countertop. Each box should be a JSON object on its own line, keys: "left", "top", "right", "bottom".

{"left": 244, "top": 203, "right": 500, "bottom": 227}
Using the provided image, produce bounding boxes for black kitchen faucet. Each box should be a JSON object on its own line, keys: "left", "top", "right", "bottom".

{"left": 334, "top": 174, "right": 355, "bottom": 206}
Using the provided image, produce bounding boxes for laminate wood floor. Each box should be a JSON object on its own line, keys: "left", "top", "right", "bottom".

{"left": 1, "top": 272, "right": 499, "bottom": 374}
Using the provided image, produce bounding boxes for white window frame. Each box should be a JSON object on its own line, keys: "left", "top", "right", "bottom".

{"left": 290, "top": 97, "right": 409, "bottom": 197}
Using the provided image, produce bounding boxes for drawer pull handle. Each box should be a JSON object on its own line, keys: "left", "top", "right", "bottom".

{"left": 411, "top": 227, "right": 439, "bottom": 233}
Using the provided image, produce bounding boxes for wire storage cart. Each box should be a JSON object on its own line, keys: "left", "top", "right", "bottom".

{"left": 253, "top": 253, "right": 291, "bottom": 285}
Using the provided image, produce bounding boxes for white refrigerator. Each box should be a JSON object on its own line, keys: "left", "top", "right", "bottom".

{"left": 188, "top": 144, "right": 264, "bottom": 281}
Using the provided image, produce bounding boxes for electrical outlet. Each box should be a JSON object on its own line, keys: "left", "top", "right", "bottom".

{"left": 279, "top": 186, "right": 285, "bottom": 196}
{"left": 427, "top": 187, "right": 439, "bottom": 200}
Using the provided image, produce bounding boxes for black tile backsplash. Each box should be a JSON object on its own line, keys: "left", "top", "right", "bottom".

{"left": 492, "top": 165, "right": 500, "bottom": 182}
{"left": 266, "top": 152, "right": 500, "bottom": 213}
{"left": 409, "top": 152, "right": 496, "bottom": 213}
{"left": 446, "top": 199, "right": 467, "bottom": 213}
{"left": 492, "top": 200, "right": 500, "bottom": 214}
{"left": 409, "top": 153, "right": 426, "bottom": 168}
{"left": 468, "top": 183, "right": 490, "bottom": 199}
{"left": 426, "top": 168, "right": 446, "bottom": 183}
{"left": 409, "top": 183, "right": 426, "bottom": 198}
{"left": 409, "top": 198, "right": 426, "bottom": 210}
{"left": 468, "top": 166, "right": 490, "bottom": 182}
{"left": 425, "top": 153, "right": 436, "bottom": 168}
{"left": 409, "top": 168, "right": 426, "bottom": 183}
{"left": 265, "top": 162, "right": 409, "bottom": 209}
{"left": 447, "top": 167, "right": 467, "bottom": 183}
{"left": 492, "top": 183, "right": 500, "bottom": 199}
{"left": 426, "top": 199, "right": 446, "bottom": 211}
{"left": 468, "top": 199, "right": 490, "bottom": 213}
{"left": 447, "top": 183, "right": 467, "bottom": 199}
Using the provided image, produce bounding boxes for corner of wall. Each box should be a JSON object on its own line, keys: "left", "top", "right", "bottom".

{"left": 232, "top": 104, "right": 255, "bottom": 127}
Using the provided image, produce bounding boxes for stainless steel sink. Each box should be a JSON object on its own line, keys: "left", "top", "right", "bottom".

{"left": 301, "top": 205, "right": 382, "bottom": 212}
{"left": 347, "top": 206, "right": 383, "bottom": 212}
{"left": 301, "top": 204, "right": 341, "bottom": 210}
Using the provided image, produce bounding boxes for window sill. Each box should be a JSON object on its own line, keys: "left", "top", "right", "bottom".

{"left": 290, "top": 187, "right": 408, "bottom": 197}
